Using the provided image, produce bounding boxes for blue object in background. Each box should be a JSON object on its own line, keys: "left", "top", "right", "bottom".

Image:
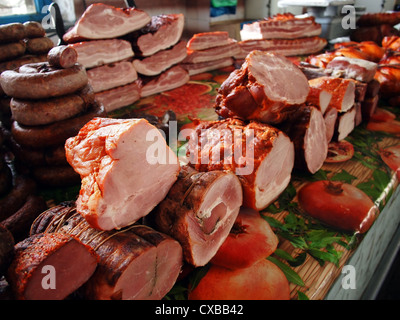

{"left": 210, "top": 0, "right": 238, "bottom": 17}
{"left": 0, "top": 0, "right": 53, "bottom": 24}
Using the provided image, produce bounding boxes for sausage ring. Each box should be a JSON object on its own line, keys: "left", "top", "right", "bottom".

{"left": 10, "top": 84, "right": 95, "bottom": 126}
{"left": 0, "top": 62, "right": 88, "bottom": 99}
{"left": 11, "top": 101, "right": 105, "bottom": 148}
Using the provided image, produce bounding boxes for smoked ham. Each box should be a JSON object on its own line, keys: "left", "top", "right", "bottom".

{"left": 7, "top": 232, "right": 98, "bottom": 300}
{"left": 30, "top": 203, "right": 183, "bottom": 300}
{"left": 186, "top": 119, "right": 295, "bottom": 210}
{"left": 153, "top": 165, "right": 242, "bottom": 267}
{"left": 63, "top": 3, "right": 151, "bottom": 43}
{"left": 215, "top": 50, "right": 310, "bottom": 124}
{"left": 325, "top": 57, "right": 378, "bottom": 83}
{"left": 240, "top": 13, "right": 322, "bottom": 41}
{"left": 123, "top": 14, "right": 184, "bottom": 57}
{"left": 307, "top": 77, "right": 355, "bottom": 113}
{"left": 64, "top": 118, "right": 180, "bottom": 231}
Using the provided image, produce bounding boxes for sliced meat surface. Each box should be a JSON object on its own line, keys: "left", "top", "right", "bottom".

{"left": 186, "top": 119, "right": 295, "bottom": 211}
{"left": 63, "top": 3, "right": 151, "bottom": 43}
{"left": 65, "top": 118, "right": 180, "bottom": 231}
{"left": 70, "top": 39, "right": 134, "bottom": 69}
{"left": 335, "top": 107, "right": 357, "bottom": 141}
{"left": 87, "top": 60, "right": 138, "bottom": 93}
{"left": 215, "top": 50, "right": 310, "bottom": 124}
{"left": 133, "top": 40, "right": 187, "bottom": 76}
{"left": 124, "top": 14, "right": 184, "bottom": 57}
{"left": 182, "top": 39, "right": 240, "bottom": 64}
{"left": 308, "top": 77, "right": 355, "bottom": 113}
{"left": 240, "top": 13, "right": 322, "bottom": 40}
{"left": 7, "top": 233, "right": 98, "bottom": 300}
{"left": 236, "top": 37, "right": 327, "bottom": 59}
{"left": 153, "top": 165, "right": 242, "bottom": 267}
{"left": 278, "top": 105, "right": 328, "bottom": 174}
{"left": 94, "top": 80, "right": 141, "bottom": 113}
{"left": 324, "top": 107, "right": 338, "bottom": 143}
{"left": 140, "top": 65, "right": 189, "bottom": 97}
{"left": 325, "top": 57, "right": 378, "bottom": 82}
{"left": 187, "top": 31, "right": 231, "bottom": 51}
{"left": 180, "top": 57, "right": 234, "bottom": 76}
{"left": 30, "top": 203, "right": 183, "bottom": 300}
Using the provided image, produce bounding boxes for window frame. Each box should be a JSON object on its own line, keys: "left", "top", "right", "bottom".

{"left": 0, "top": 0, "right": 53, "bottom": 24}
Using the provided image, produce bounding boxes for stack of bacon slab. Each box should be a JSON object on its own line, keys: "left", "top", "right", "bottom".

{"left": 180, "top": 31, "right": 240, "bottom": 75}
{"left": 236, "top": 13, "right": 327, "bottom": 60}
{"left": 63, "top": 3, "right": 150, "bottom": 113}
{"left": 0, "top": 22, "right": 54, "bottom": 128}
{"left": 63, "top": 4, "right": 189, "bottom": 111}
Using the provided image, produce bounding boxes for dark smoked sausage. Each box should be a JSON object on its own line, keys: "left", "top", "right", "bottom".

{"left": 48, "top": 45, "right": 78, "bottom": 69}
{"left": 0, "top": 62, "right": 88, "bottom": 99}
{"left": 11, "top": 102, "right": 105, "bottom": 148}
{"left": 25, "top": 37, "right": 54, "bottom": 54}
{"left": 0, "top": 23, "right": 26, "bottom": 44}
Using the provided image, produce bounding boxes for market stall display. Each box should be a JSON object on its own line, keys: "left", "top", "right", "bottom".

{"left": 0, "top": 3, "right": 400, "bottom": 301}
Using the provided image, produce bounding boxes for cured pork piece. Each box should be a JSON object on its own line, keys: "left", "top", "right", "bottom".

{"left": 324, "top": 107, "right": 338, "bottom": 143}
{"left": 186, "top": 119, "right": 295, "bottom": 211}
{"left": 236, "top": 37, "right": 327, "bottom": 59}
{"left": 124, "top": 14, "right": 184, "bottom": 57}
{"left": 334, "top": 107, "right": 357, "bottom": 141}
{"left": 65, "top": 118, "right": 180, "bottom": 231}
{"left": 63, "top": 3, "right": 151, "bottom": 43}
{"left": 278, "top": 105, "right": 328, "bottom": 174}
{"left": 187, "top": 31, "right": 232, "bottom": 51}
{"left": 70, "top": 39, "right": 134, "bottom": 69}
{"left": 153, "top": 165, "right": 242, "bottom": 267}
{"left": 30, "top": 203, "right": 183, "bottom": 300}
{"left": 308, "top": 77, "right": 355, "bottom": 113}
{"left": 182, "top": 40, "right": 240, "bottom": 64}
{"left": 240, "top": 13, "right": 322, "bottom": 40}
{"left": 94, "top": 81, "right": 141, "bottom": 112}
{"left": 133, "top": 40, "right": 187, "bottom": 76}
{"left": 140, "top": 65, "right": 189, "bottom": 97}
{"left": 180, "top": 57, "right": 234, "bottom": 76}
{"left": 87, "top": 61, "right": 138, "bottom": 93}
{"left": 215, "top": 50, "right": 309, "bottom": 124}
{"left": 325, "top": 57, "right": 378, "bottom": 83}
{"left": 7, "top": 233, "right": 98, "bottom": 300}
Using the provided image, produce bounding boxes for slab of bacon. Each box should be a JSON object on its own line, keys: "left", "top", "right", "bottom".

{"left": 182, "top": 39, "right": 241, "bottom": 64}
{"left": 133, "top": 40, "right": 187, "bottom": 76}
{"left": 240, "top": 13, "right": 322, "bottom": 41}
{"left": 87, "top": 60, "right": 138, "bottom": 93}
{"left": 153, "top": 165, "right": 242, "bottom": 267}
{"left": 186, "top": 31, "right": 232, "bottom": 51}
{"left": 215, "top": 50, "right": 310, "bottom": 124}
{"left": 94, "top": 81, "right": 141, "bottom": 113}
{"left": 325, "top": 57, "right": 378, "bottom": 83}
{"left": 186, "top": 119, "right": 295, "bottom": 211}
{"left": 236, "top": 36, "right": 327, "bottom": 59}
{"left": 180, "top": 57, "right": 234, "bottom": 76}
{"left": 69, "top": 39, "right": 134, "bottom": 69}
{"left": 140, "top": 65, "right": 189, "bottom": 97}
{"left": 63, "top": 3, "right": 151, "bottom": 43}
{"left": 65, "top": 118, "right": 180, "bottom": 231}
{"left": 123, "top": 14, "right": 184, "bottom": 57}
